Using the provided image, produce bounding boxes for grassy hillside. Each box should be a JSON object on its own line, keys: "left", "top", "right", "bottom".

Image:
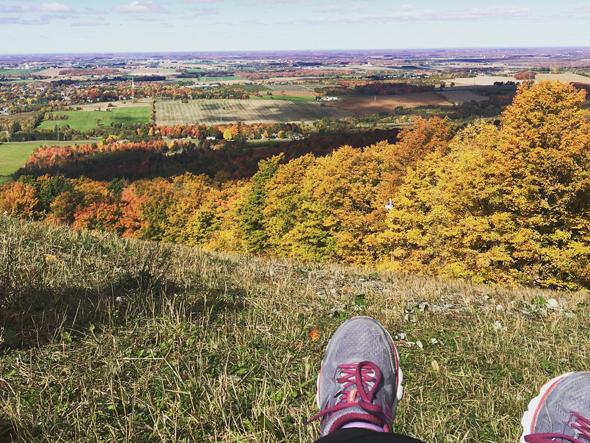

{"left": 1, "top": 217, "right": 589, "bottom": 442}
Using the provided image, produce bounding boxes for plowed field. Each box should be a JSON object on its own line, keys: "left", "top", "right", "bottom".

{"left": 156, "top": 99, "right": 352, "bottom": 125}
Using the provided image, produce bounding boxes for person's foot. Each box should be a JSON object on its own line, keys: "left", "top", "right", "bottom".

{"left": 308, "top": 316, "right": 403, "bottom": 437}
{"left": 521, "top": 372, "right": 590, "bottom": 443}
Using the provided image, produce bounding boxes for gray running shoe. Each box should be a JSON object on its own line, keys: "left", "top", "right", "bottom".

{"left": 521, "top": 372, "right": 590, "bottom": 443}
{"left": 307, "top": 316, "right": 403, "bottom": 437}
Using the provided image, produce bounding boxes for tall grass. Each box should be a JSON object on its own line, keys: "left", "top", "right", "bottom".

{"left": 1, "top": 216, "right": 589, "bottom": 442}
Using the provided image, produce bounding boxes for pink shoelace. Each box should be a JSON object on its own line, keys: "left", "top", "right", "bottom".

{"left": 306, "top": 361, "right": 388, "bottom": 428}
{"left": 525, "top": 413, "right": 590, "bottom": 443}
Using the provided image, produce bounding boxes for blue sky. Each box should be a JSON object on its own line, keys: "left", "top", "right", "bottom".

{"left": 0, "top": 0, "right": 589, "bottom": 54}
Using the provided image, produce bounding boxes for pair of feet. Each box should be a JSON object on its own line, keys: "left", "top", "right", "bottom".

{"left": 311, "top": 316, "right": 590, "bottom": 442}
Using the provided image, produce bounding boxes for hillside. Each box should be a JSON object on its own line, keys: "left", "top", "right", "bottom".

{"left": 1, "top": 216, "right": 589, "bottom": 442}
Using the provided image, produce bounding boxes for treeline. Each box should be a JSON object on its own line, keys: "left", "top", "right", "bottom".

{"left": 3, "top": 81, "right": 590, "bottom": 290}
{"left": 13, "top": 128, "right": 401, "bottom": 182}
{"left": 0, "top": 120, "right": 436, "bottom": 261}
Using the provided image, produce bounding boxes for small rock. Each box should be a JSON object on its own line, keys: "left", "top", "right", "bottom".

{"left": 547, "top": 298, "right": 560, "bottom": 310}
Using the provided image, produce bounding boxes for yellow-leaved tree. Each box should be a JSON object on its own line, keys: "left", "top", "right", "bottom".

{"left": 383, "top": 81, "right": 590, "bottom": 289}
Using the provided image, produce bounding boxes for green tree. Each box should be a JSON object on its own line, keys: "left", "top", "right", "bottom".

{"left": 236, "top": 154, "right": 283, "bottom": 254}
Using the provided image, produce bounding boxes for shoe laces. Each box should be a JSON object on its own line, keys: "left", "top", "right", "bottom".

{"left": 525, "top": 413, "right": 590, "bottom": 443}
{"left": 306, "top": 361, "right": 389, "bottom": 428}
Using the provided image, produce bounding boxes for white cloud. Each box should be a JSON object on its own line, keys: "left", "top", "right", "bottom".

{"left": 113, "top": 1, "right": 170, "bottom": 13}
{"left": 39, "top": 2, "right": 72, "bottom": 12}
{"left": 0, "top": 2, "right": 72, "bottom": 13}
{"left": 281, "top": 5, "right": 532, "bottom": 25}
{"left": 401, "top": 4, "right": 415, "bottom": 11}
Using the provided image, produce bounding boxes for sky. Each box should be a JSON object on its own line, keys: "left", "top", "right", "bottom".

{"left": 1, "top": 0, "right": 590, "bottom": 54}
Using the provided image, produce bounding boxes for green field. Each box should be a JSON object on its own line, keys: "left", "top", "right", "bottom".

{"left": 37, "top": 107, "right": 150, "bottom": 131}
{"left": 0, "top": 140, "right": 90, "bottom": 180}
{"left": 0, "top": 68, "right": 43, "bottom": 75}
{"left": 157, "top": 99, "right": 351, "bottom": 125}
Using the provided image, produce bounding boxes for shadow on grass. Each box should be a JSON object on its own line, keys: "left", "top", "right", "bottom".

{"left": 0, "top": 219, "right": 248, "bottom": 352}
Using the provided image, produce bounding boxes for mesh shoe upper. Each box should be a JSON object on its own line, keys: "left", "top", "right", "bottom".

{"left": 522, "top": 372, "right": 590, "bottom": 443}
{"left": 310, "top": 316, "right": 403, "bottom": 437}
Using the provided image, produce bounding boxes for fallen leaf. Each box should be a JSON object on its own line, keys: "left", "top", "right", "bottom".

{"left": 308, "top": 329, "right": 320, "bottom": 341}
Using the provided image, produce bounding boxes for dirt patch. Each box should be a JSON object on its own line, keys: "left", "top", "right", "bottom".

{"left": 439, "top": 90, "right": 489, "bottom": 104}
{"left": 328, "top": 93, "right": 452, "bottom": 114}
{"left": 35, "top": 68, "right": 63, "bottom": 77}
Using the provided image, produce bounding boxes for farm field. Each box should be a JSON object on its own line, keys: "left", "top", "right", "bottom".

{"left": 536, "top": 73, "right": 590, "bottom": 84}
{"left": 328, "top": 92, "right": 453, "bottom": 114}
{"left": 156, "top": 99, "right": 352, "bottom": 125}
{"left": 0, "top": 68, "right": 43, "bottom": 75}
{"left": 0, "top": 140, "right": 89, "bottom": 180}
{"left": 37, "top": 107, "right": 150, "bottom": 131}
{"left": 439, "top": 90, "right": 489, "bottom": 104}
{"left": 265, "top": 84, "right": 316, "bottom": 93}
{"left": 250, "top": 94, "right": 315, "bottom": 101}
{"left": 74, "top": 98, "right": 152, "bottom": 111}
{"left": 448, "top": 76, "right": 520, "bottom": 86}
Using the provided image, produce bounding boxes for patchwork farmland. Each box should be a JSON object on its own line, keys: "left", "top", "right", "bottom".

{"left": 156, "top": 99, "right": 352, "bottom": 125}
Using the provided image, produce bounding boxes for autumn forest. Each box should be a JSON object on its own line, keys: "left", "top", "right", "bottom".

{"left": 2, "top": 81, "right": 589, "bottom": 290}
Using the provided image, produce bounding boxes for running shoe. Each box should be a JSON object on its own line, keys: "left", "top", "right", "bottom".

{"left": 307, "top": 316, "right": 403, "bottom": 437}
{"left": 521, "top": 372, "right": 590, "bottom": 443}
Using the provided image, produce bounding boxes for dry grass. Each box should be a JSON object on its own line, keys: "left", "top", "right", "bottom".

{"left": 1, "top": 217, "right": 589, "bottom": 442}
{"left": 535, "top": 73, "right": 590, "bottom": 84}
{"left": 74, "top": 98, "right": 152, "bottom": 111}
{"left": 328, "top": 93, "right": 453, "bottom": 114}
{"left": 0, "top": 112, "right": 37, "bottom": 124}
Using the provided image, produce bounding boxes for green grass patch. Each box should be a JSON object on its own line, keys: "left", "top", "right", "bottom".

{"left": 249, "top": 94, "right": 315, "bottom": 101}
{"left": 0, "top": 140, "right": 90, "bottom": 177}
{"left": 0, "top": 68, "right": 43, "bottom": 75}
{"left": 1, "top": 217, "right": 589, "bottom": 442}
{"left": 37, "top": 107, "right": 150, "bottom": 131}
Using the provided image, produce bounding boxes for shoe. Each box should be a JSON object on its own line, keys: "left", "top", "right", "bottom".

{"left": 521, "top": 372, "right": 590, "bottom": 443}
{"left": 307, "top": 316, "right": 403, "bottom": 437}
